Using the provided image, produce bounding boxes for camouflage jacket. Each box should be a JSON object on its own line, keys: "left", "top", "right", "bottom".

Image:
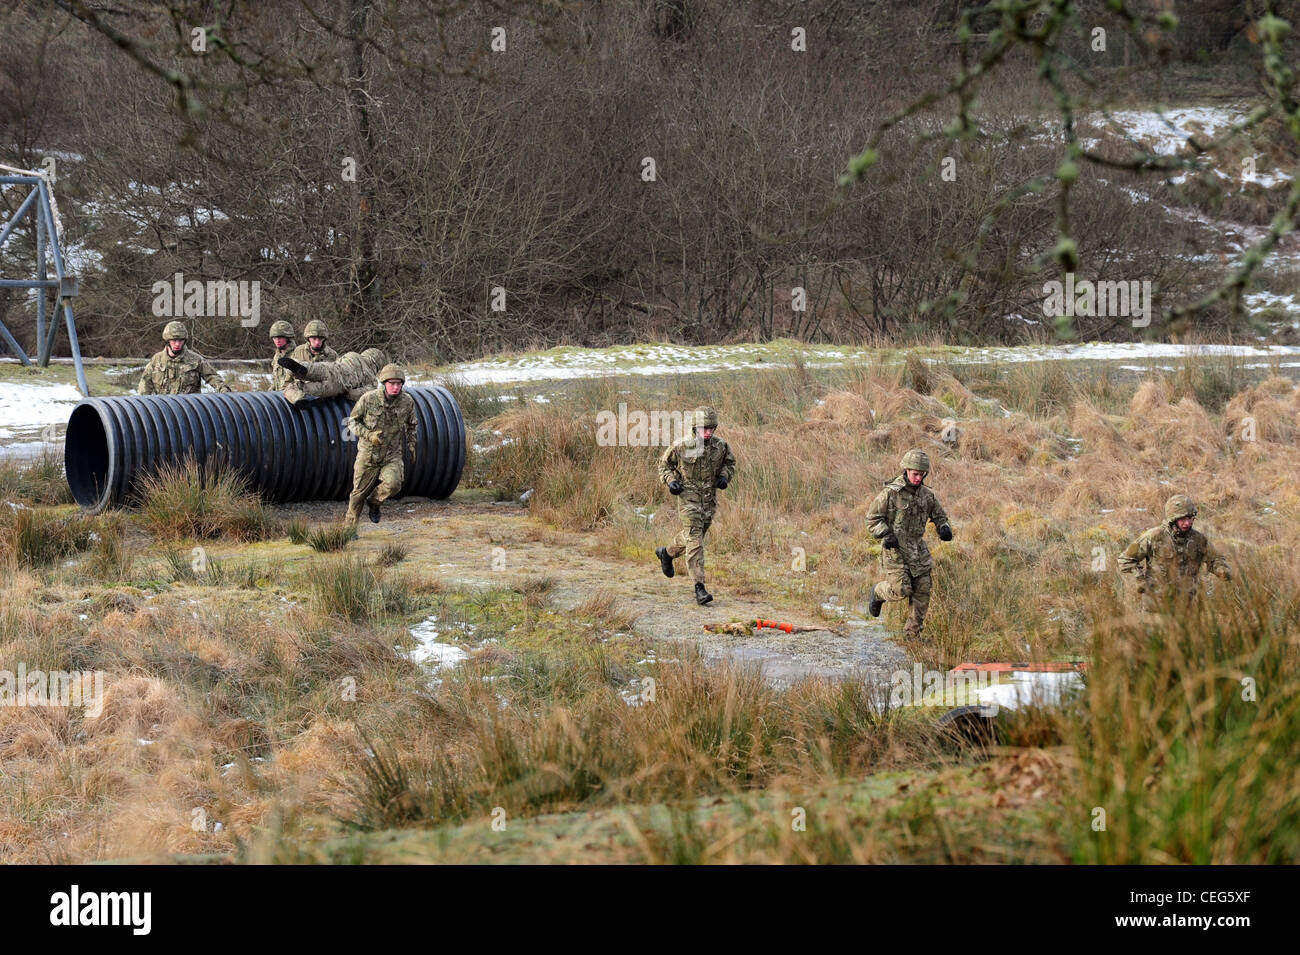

{"left": 658, "top": 434, "right": 736, "bottom": 512}
{"left": 866, "top": 475, "right": 950, "bottom": 575}
{"left": 270, "top": 346, "right": 296, "bottom": 391}
{"left": 1118, "top": 523, "right": 1230, "bottom": 601}
{"left": 348, "top": 387, "right": 417, "bottom": 460}
{"left": 291, "top": 342, "right": 339, "bottom": 365}
{"left": 138, "top": 348, "right": 230, "bottom": 395}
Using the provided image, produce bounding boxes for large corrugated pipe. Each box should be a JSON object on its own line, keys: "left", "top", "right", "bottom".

{"left": 64, "top": 388, "right": 466, "bottom": 514}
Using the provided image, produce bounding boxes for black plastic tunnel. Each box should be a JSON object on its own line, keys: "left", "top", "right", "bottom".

{"left": 64, "top": 388, "right": 466, "bottom": 513}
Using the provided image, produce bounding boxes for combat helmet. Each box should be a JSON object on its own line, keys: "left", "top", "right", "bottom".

{"left": 1164, "top": 494, "right": 1197, "bottom": 524}
{"left": 361, "top": 348, "right": 387, "bottom": 370}
{"left": 162, "top": 320, "right": 188, "bottom": 341}
{"left": 268, "top": 320, "right": 295, "bottom": 340}
{"left": 692, "top": 406, "right": 719, "bottom": 432}
{"left": 900, "top": 448, "right": 931, "bottom": 474}
{"left": 378, "top": 363, "right": 406, "bottom": 385}
{"left": 303, "top": 320, "right": 329, "bottom": 339}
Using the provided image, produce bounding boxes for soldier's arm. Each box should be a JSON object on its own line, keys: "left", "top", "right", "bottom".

{"left": 717, "top": 441, "right": 736, "bottom": 484}
{"left": 201, "top": 359, "right": 231, "bottom": 393}
{"left": 137, "top": 357, "right": 156, "bottom": 395}
{"left": 1205, "top": 540, "right": 1232, "bottom": 580}
{"left": 657, "top": 444, "right": 681, "bottom": 485}
{"left": 866, "top": 490, "right": 892, "bottom": 539}
{"left": 1117, "top": 535, "right": 1149, "bottom": 577}
{"left": 347, "top": 393, "right": 377, "bottom": 442}
{"left": 405, "top": 399, "right": 417, "bottom": 458}
{"left": 928, "top": 494, "right": 951, "bottom": 532}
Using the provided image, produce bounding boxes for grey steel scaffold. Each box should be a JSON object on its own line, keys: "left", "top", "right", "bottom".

{"left": 0, "top": 162, "right": 89, "bottom": 395}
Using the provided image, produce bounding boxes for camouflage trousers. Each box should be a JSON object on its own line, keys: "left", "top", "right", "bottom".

{"left": 873, "top": 567, "right": 933, "bottom": 638}
{"left": 346, "top": 446, "right": 404, "bottom": 524}
{"left": 664, "top": 509, "right": 714, "bottom": 585}
{"left": 1136, "top": 588, "right": 1201, "bottom": 618}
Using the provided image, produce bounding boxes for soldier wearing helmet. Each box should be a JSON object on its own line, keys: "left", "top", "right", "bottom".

{"left": 291, "top": 319, "right": 339, "bottom": 366}
{"left": 268, "top": 319, "right": 298, "bottom": 391}
{"left": 1118, "top": 494, "right": 1231, "bottom": 612}
{"left": 865, "top": 448, "right": 953, "bottom": 639}
{"left": 344, "top": 362, "right": 417, "bottom": 526}
{"left": 137, "top": 320, "right": 230, "bottom": 395}
{"left": 655, "top": 405, "right": 736, "bottom": 605}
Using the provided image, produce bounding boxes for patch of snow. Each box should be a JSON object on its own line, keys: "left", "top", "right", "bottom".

{"left": 434, "top": 341, "right": 1300, "bottom": 387}
{"left": 1245, "top": 292, "right": 1300, "bottom": 329}
{"left": 0, "top": 440, "right": 58, "bottom": 463}
{"left": 621, "top": 679, "right": 648, "bottom": 707}
{"left": 1094, "top": 106, "right": 1247, "bottom": 157}
{"left": 958, "top": 342, "right": 1300, "bottom": 364}
{"left": 405, "top": 615, "right": 470, "bottom": 673}
{"left": 0, "top": 380, "right": 84, "bottom": 430}
{"left": 976, "top": 671, "right": 1085, "bottom": 711}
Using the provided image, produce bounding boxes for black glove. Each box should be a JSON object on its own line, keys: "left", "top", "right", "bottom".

{"left": 938, "top": 525, "right": 952, "bottom": 542}
{"left": 277, "top": 354, "right": 310, "bottom": 379}
{"left": 668, "top": 481, "right": 683, "bottom": 496}
{"left": 882, "top": 532, "right": 899, "bottom": 550}
{"left": 715, "top": 476, "right": 728, "bottom": 490}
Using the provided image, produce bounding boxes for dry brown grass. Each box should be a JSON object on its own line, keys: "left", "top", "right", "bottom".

{"left": 0, "top": 581, "right": 425, "bottom": 861}
{"left": 479, "top": 361, "right": 1300, "bottom": 672}
{"left": 4, "top": 356, "right": 1299, "bottom": 864}
{"left": 136, "top": 457, "right": 280, "bottom": 543}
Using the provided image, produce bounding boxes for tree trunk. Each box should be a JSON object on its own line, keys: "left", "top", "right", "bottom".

{"left": 347, "top": 0, "right": 379, "bottom": 323}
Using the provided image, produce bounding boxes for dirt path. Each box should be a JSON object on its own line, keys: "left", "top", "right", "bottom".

{"left": 280, "top": 494, "right": 911, "bottom": 684}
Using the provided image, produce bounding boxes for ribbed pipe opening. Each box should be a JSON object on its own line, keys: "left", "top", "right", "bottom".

{"left": 65, "top": 403, "right": 112, "bottom": 513}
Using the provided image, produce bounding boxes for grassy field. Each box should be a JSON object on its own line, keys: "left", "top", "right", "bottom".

{"left": 1, "top": 350, "right": 1298, "bottom": 863}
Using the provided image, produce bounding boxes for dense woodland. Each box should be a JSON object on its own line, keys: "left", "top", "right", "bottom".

{"left": 1, "top": 0, "right": 1299, "bottom": 362}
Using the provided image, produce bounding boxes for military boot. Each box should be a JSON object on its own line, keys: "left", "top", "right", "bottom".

{"left": 367, "top": 499, "right": 382, "bottom": 524}
{"left": 694, "top": 582, "right": 713, "bottom": 605}
{"left": 655, "top": 546, "right": 675, "bottom": 578}
{"left": 869, "top": 585, "right": 884, "bottom": 618}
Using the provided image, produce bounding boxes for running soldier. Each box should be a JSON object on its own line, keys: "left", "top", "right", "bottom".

{"left": 344, "top": 363, "right": 417, "bottom": 526}
{"left": 866, "top": 449, "right": 953, "bottom": 640}
{"left": 655, "top": 406, "right": 736, "bottom": 605}
{"left": 1118, "top": 494, "right": 1231, "bottom": 613}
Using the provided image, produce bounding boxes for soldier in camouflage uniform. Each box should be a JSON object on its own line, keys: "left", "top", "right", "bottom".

{"left": 655, "top": 406, "right": 736, "bottom": 605}
{"left": 866, "top": 449, "right": 953, "bottom": 639}
{"left": 344, "top": 363, "right": 417, "bottom": 526}
{"left": 138, "top": 321, "right": 230, "bottom": 395}
{"left": 1118, "top": 494, "right": 1231, "bottom": 613}
{"left": 268, "top": 320, "right": 297, "bottom": 391}
{"left": 291, "top": 319, "right": 339, "bottom": 366}
{"left": 278, "top": 348, "right": 388, "bottom": 407}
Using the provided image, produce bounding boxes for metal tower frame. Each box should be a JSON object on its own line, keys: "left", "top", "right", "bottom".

{"left": 0, "top": 163, "right": 89, "bottom": 395}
